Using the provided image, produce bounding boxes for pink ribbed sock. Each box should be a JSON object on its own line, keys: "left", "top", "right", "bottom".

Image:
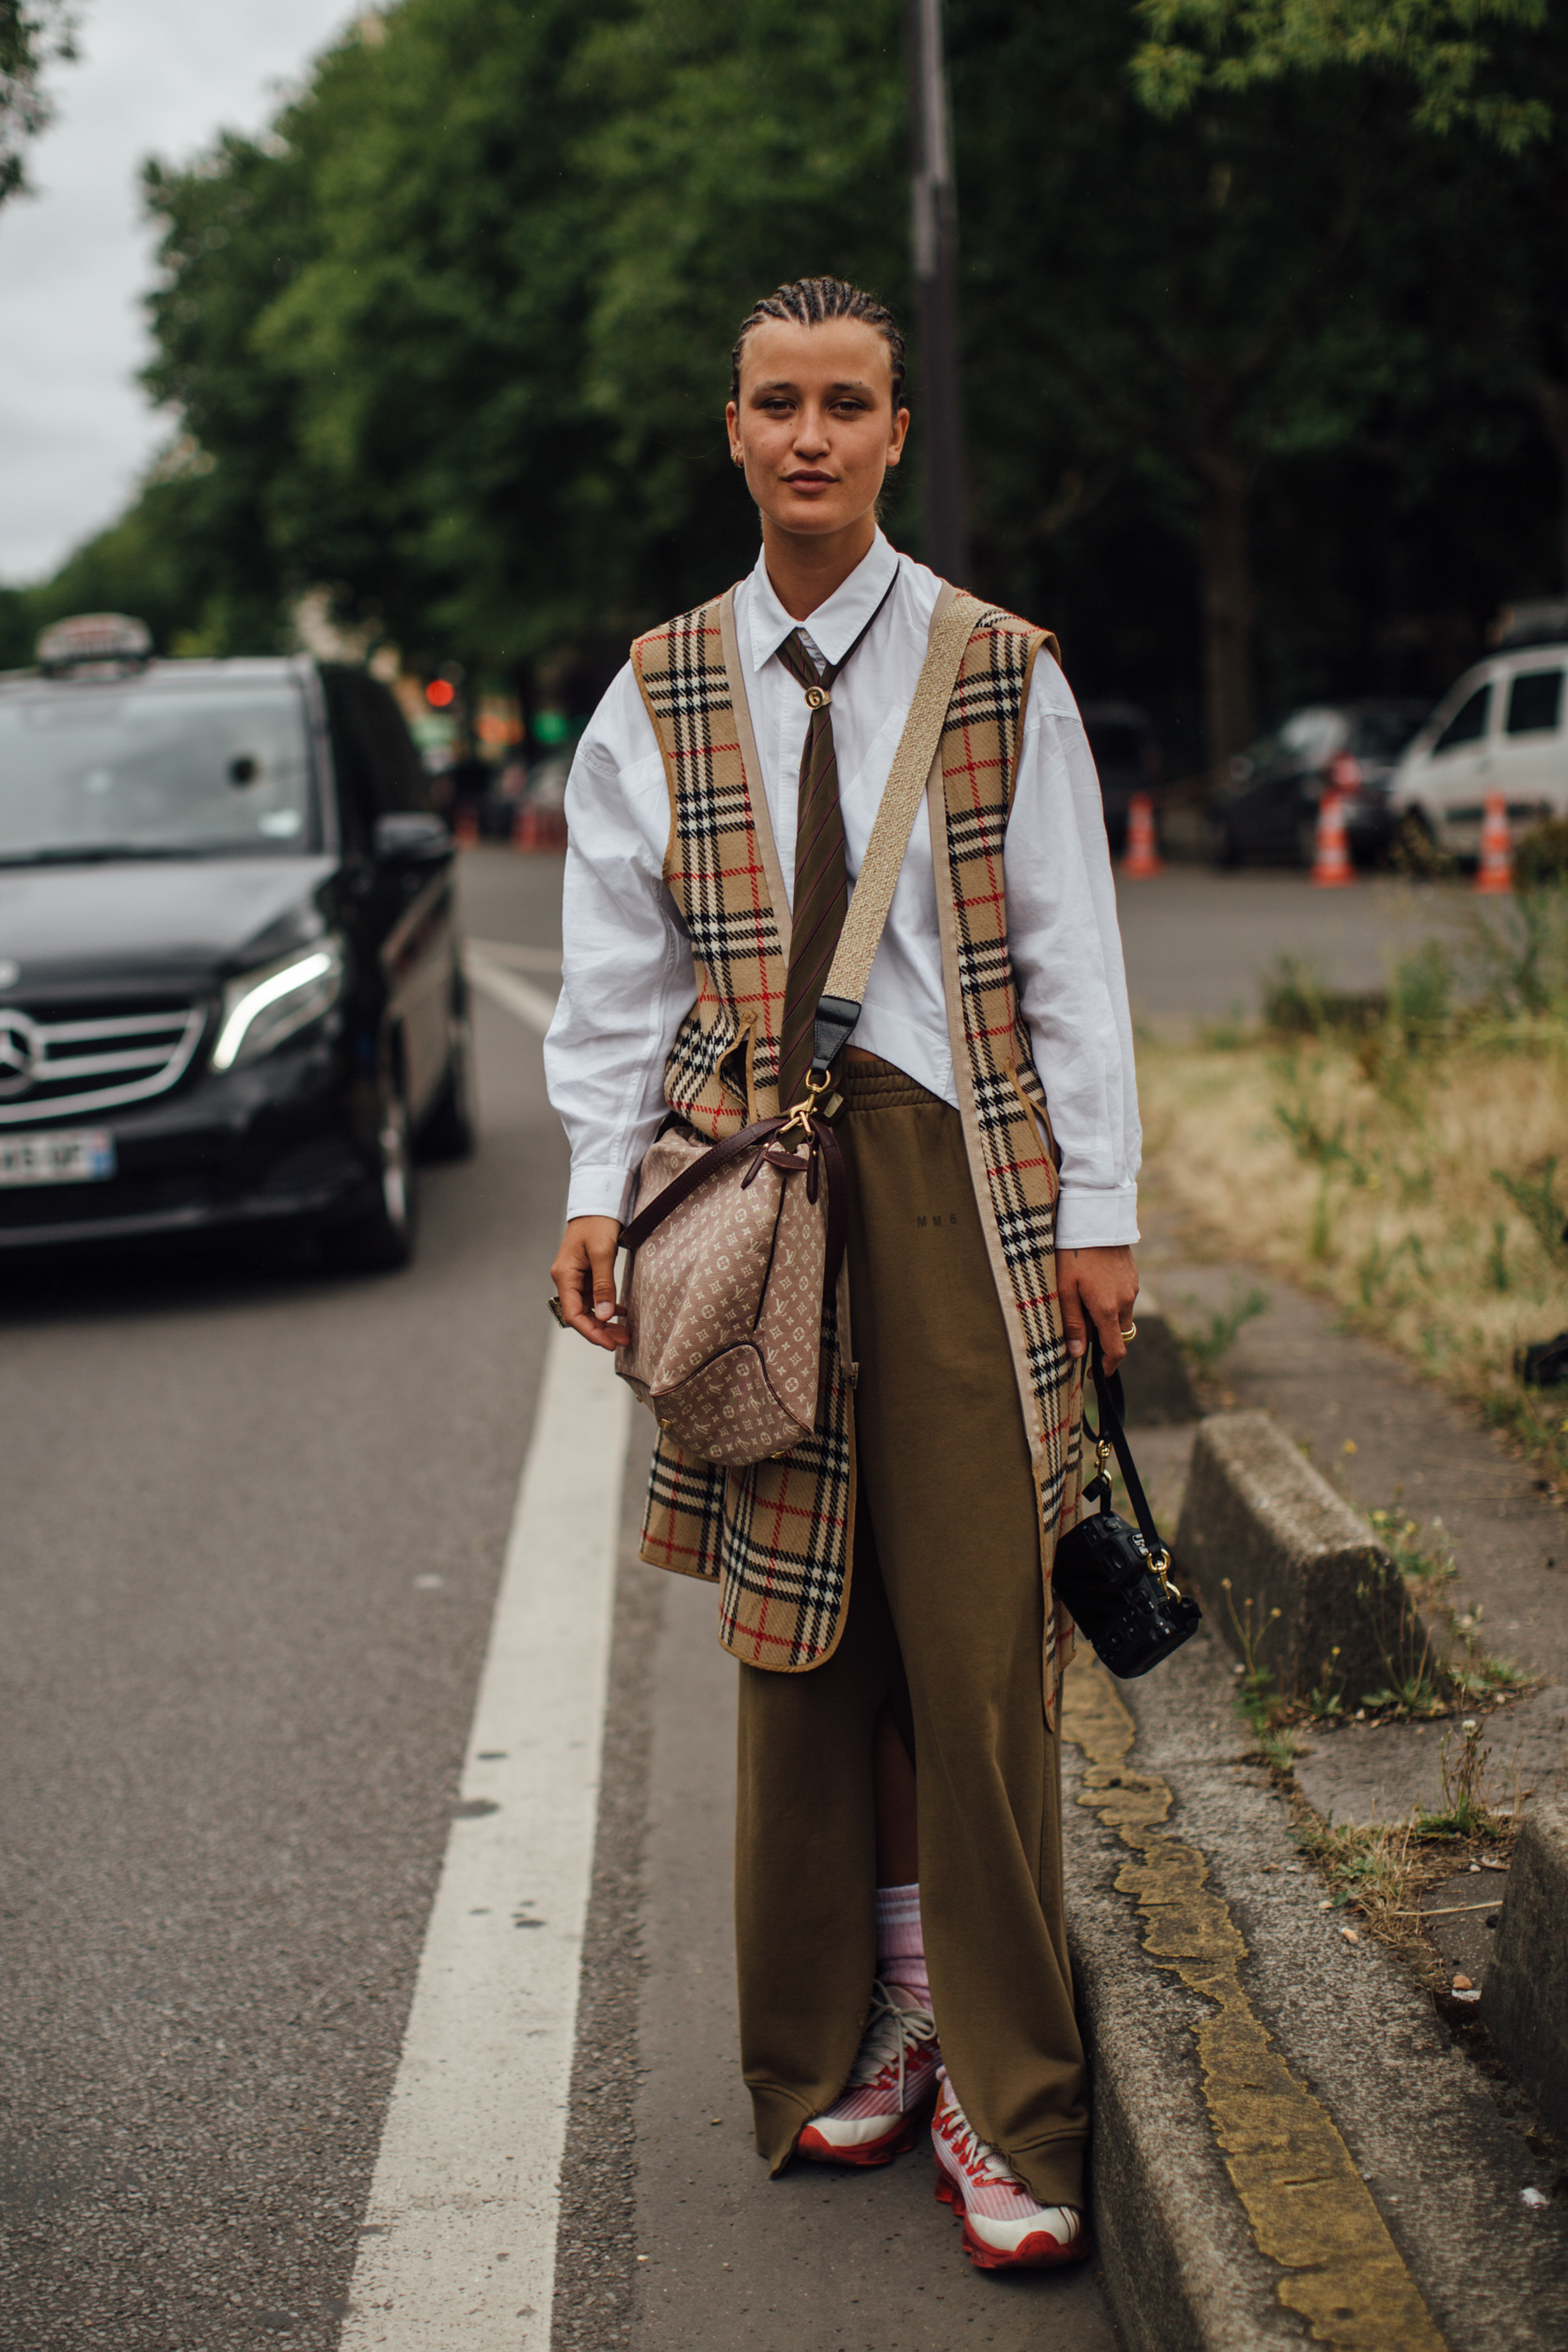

{"left": 876, "top": 1881, "right": 930, "bottom": 2005}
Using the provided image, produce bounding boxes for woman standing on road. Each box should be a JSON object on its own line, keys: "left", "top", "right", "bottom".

{"left": 545, "top": 278, "right": 1141, "bottom": 2272}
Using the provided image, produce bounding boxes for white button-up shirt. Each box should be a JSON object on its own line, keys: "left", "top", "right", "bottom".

{"left": 544, "top": 531, "right": 1141, "bottom": 1247}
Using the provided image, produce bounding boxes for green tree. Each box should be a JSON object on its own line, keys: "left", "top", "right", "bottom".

{"left": 131, "top": 0, "right": 904, "bottom": 675}
{"left": 1132, "top": 0, "right": 1568, "bottom": 595}
{"left": 952, "top": 0, "right": 1545, "bottom": 771}
{"left": 1, "top": 0, "right": 75, "bottom": 206}
{"left": 1132, "top": 0, "right": 1547, "bottom": 149}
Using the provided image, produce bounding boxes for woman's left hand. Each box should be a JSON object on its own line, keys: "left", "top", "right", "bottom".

{"left": 1058, "top": 1245, "right": 1139, "bottom": 1374}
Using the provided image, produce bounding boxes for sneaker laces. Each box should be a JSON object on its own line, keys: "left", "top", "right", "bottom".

{"left": 846, "top": 1978, "right": 937, "bottom": 2109}
{"left": 936, "top": 2077, "right": 1080, "bottom": 2233}
{"left": 938, "top": 2082, "right": 1031, "bottom": 2199}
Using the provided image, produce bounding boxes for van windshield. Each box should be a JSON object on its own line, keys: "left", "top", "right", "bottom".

{"left": 0, "top": 677, "right": 316, "bottom": 864}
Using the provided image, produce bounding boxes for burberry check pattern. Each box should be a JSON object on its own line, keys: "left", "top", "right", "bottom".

{"left": 629, "top": 594, "right": 1082, "bottom": 1704}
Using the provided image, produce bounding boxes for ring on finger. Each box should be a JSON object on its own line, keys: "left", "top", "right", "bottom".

{"left": 1119, "top": 1321, "right": 1137, "bottom": 1341}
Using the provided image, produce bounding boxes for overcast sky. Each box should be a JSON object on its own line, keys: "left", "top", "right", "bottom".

{"left": 0, "top": 0, "right": 357, "bottom": 587}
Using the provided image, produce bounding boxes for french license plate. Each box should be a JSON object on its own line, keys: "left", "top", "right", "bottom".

{"left": 0, "top": 1128, "right": 117, "bottom": 1187}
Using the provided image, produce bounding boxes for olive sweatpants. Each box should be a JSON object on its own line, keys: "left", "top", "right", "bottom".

{"left": 734, "top": 1057, "right": 1088, "bottom": 2210}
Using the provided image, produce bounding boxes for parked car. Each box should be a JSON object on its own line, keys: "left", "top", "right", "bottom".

{"left": 0, "top": 613, "right": 474, "bottom": 1264}
{"left": 1209, "top": 700, "right": 1429, "bottom": 868}
{"left": 1079, "top": 701, "right": 1162, "bottom": 852}
{"left": 1390, "top": 643, "right": 1568, "bottom": 863}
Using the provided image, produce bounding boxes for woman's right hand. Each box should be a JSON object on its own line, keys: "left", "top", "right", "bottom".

{"left": 551, "top": 1216, "right": 628, "bottom": 1349}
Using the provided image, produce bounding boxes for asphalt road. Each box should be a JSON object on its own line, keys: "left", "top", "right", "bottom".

{"left": 0, "top": 852, "right": 565, "bottom": 2349}
{"left": 0, "top": 849, "right": 1472, "bottom": 2350}
{"left": 1113, "top": 864, "right": 1472, "bottom": 1025}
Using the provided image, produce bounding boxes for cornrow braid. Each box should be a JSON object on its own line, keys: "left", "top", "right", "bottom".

{"left": 731, "top": 277, "right": 906, "bottom": 409}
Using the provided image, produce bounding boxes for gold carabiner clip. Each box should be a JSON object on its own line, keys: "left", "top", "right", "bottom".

{"left": 778, "top": 1068, "right": 832, "bottom": 1146}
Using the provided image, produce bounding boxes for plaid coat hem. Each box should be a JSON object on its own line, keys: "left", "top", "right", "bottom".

{"left": 628, "top": 583, "right": 1083, "bottom": 1712}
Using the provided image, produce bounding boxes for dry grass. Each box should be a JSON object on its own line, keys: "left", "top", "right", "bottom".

{"left": 1137, "top": 913, "right": 1568, "bottom": 1486}
{"left": 1289, "top": 1717, "right": 1519, "bottom": 1984}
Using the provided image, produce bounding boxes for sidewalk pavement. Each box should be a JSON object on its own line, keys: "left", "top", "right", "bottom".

{"left": 1057, "top": 1206, "right": 1568, "bottom": 2346}
{"left": 551, "top": 1421, "right": 1122, "bottom": 2352}
{"left": 1134, "top": 1206, "right": 1568, "bottom": 1829}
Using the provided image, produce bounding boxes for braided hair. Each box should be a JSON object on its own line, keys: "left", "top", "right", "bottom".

{"left": 730, "top": 278, "right": 906, "bottom": 410}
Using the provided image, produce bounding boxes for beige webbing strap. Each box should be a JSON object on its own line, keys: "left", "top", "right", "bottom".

{"left": 820, "top": 586, "right": 983, "bottom": 1009}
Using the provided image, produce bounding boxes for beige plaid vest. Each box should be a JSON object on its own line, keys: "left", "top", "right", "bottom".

{"left": 628, "top": 582, "right": 1083, "bottom": 1709}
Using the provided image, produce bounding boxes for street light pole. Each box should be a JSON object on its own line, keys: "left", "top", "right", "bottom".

{"left": 907, "top": 0, "right": 970, "bottom": 586}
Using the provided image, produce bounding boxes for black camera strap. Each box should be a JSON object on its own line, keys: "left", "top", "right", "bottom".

{"left": 1082, "top": 1341, "right": 1168, "bottom": 1572}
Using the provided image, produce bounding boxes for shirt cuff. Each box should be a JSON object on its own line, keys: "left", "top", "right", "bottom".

{"left": 566, "top": 1163, "right": 640, "bottom": 1224}
{"left": 1055, "top": 1184, "right": 1140, "bottom": 1250}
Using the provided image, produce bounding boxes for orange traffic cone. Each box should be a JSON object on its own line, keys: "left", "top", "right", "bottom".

{"left": 454, "top": 804, "right": 479, "bottom": 850}
{"left": 1121, "top": 792, "right": 1163, "bottom": 877}
{"left": 1311, "top": 787, "right": 1354, "bottom": 888}
{"left": 1475, "top": 787, "right": 1513, "bottom": 895}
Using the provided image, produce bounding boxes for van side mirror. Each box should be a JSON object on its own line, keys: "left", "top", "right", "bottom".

{"left": 373, "top": 811, "right": 451, "bottom": 866}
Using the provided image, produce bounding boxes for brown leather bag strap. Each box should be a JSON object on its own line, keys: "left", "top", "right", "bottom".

{"left": 621, "top": 1109, "right": 848, "bottom": 1311}
{"left": 816, "top": 1117, "right": 847, "bottom": 1302}
{"left": 619, "top": 1114, "right": 792, "bottom": 1254}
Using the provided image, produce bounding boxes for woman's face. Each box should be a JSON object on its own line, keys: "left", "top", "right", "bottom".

{"left": 726, "top": 317, "right": 909, "bottom": 540}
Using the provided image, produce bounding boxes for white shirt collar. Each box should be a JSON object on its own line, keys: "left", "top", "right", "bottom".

{"left": 744, "top": 529, "right": 901, "bottom": 674}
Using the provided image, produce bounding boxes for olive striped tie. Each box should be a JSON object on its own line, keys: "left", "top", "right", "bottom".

{"left": 772, "top": 576, "right": 897, "bottom": 1109}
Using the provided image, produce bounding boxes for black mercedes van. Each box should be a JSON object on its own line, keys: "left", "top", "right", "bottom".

{"left": 0, "top": 614, "right": 474, "bottom": 1265}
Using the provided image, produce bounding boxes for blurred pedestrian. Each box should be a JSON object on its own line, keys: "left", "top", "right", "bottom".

{"left": 546, "top": 277, "right": 1140, "bottom": 2271}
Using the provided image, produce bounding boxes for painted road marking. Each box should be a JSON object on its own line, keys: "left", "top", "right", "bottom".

{"left": 465, "top": 949, "right": 558, "bottom": 1036}
{"left": 340, "top": 1326, "right": 630, "bottom": 2351}
{"left": 1063, "top": 1662, "right": 1447, "bottom": 2352}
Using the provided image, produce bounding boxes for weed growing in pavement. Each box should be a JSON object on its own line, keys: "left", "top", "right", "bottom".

{"left": 1293, "top": 1817, "right": 1426, "bottom": 1947}
{"left": 1220, "top": 1578, "right": 1296, "bottom": 1769}
{"left": 1416, "top": 1718, "right": 1511, "bottom": 1842}
{"left": 1291, "top": 1724, "right": 1519, "bottom": 1988}
{"left": 1368, "top": 1506, "right": 1457, "bottom": 1596}
{"left": 1179, "top": 1281, "right": 1269, "bottom": 1370}
{"left": 1308, "top": 1646, "right": 1348, "bottom": 1722}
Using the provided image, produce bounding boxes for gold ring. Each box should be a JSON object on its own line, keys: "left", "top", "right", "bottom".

{"left": 1119, "top": 1322, "right": 1137, "bottom": 1341}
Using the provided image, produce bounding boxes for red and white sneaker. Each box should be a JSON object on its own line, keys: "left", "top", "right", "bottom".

{"left": 931, "top": 2068, "right": 1087, "bottom": 2270}
{"left": 796, "top": 1980, "right": 942, "bottom": 2167}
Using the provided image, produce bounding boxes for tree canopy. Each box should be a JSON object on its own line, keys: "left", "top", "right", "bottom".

{"left": 0, "top": 0, "right": 74, "bottom": 206}
{"left": 1132, "top": 0, "right": 1549, "bottom": 148}
{"left": 11, "top": 0, "right": 1568, "bottom": 776}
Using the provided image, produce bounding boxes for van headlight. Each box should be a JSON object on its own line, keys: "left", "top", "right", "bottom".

{"left": 212, "top": 939, "right": 345, "bottom": 1071}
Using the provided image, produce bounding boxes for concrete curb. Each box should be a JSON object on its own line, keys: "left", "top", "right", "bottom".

{"left": 1062, "top": 1633, "right": 1568, "bottom": 2351}
{"left": 1174, "top": 1410, "right": 1422, "bottom": 1705}
{"left": 1485, "top": 1798, "right": 1568, "bottom": 2146}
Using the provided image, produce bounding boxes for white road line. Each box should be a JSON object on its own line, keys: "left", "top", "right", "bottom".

{"left": 340, "top": 1326, "right": 630, "bottom": 2351}
{"left": 464, "top": 950, "right": 559, "bottom": 1036}
{"left": 466, "top": 938, "right": 563, "bottom": 977}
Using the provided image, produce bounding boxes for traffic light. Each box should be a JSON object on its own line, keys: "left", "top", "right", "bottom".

{"left": 424, "top": 678, "right": 456, "bottom": 709}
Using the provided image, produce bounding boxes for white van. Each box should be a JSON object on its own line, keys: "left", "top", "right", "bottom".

{"left": 1390, "top": 644, "right": 1567, "bottom": 859}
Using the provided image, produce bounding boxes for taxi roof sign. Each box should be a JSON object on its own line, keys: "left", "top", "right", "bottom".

{"left": 36, "top": 612, "right": 153, "bottom": 675}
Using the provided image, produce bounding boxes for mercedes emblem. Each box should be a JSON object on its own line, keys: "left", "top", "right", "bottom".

{"left": 0, "top": 1009, "right": 40, "bottom": 1099}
